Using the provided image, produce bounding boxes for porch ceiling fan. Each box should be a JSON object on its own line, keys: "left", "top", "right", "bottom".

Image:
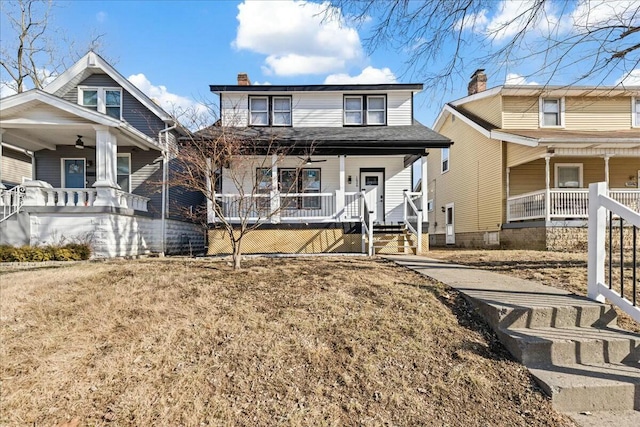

{"left": 298, "top": 156, "right": 327, "bottom": 164}
{"left": 75, "top": 135, "right": 95, "bottom": 150}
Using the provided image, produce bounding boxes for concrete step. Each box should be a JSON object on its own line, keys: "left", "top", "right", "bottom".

{"left": 499, "top": 326, "right": 640, "bottom": 365}
{"left": 528, "top": 362, "right": 640, "bottom": 412}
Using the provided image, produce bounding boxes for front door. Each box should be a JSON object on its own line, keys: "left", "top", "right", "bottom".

{"left": 445, "top": 203, "right": 455, "bottom": 244}
{"left": 63, "top": 159, "right": 86, "bottom": 188}
{"left": 361, "top": 171, "right": 384, "bottom": 223}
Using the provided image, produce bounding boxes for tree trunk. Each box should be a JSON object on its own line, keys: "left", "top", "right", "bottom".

{"left": 232, "top": 239, "right": 242, "bottom": 270}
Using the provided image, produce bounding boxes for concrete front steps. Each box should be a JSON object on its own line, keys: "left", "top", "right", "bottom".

{"left": 372, "top": 224, "right": 417, "bottom": 255}
{"left": 386, "top": 256, "right": 640, "bottom": 417}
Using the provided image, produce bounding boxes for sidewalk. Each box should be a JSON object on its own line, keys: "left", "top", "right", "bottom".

{"left": 384, "top": 255, "right": 640, "bottom": 427}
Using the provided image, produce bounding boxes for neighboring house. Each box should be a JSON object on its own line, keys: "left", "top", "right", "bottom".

{"left": 206, "top": 74, "right": 451, "bottom": 255}
{"left": 428, "top": 69, "right": 640, "bottom": 250}
{"left": 1, "top": 146, "right": 32, "bottom": 187}
{"left": 0, "top": 51, "right": 204, "bottom": 257}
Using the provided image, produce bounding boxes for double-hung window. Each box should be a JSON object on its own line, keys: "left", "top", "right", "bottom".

{"left": 249, "top": 96, "right": 291, "bottom": 126}
{"left": 633, "top": 98, "right": 640, "bottom": 127}
{"left": 259, "top": 168, "right": 322, "bottom": 210}
{"left": 79, "top": 87, "right": 122, "bottom": 119}
{"left": 117, "top": 154, "right": 131, "bottom": 192}
{"left": 540, "top": 98, "right": 564, "bottom": 127}
{"left": 441, "top": 148, "right": 450, "bottom": 173}
{"left": 344, "top": 95, "right": 386, "bottom": 125}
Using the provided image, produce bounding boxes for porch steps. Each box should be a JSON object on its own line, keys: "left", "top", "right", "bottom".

{"left": 387, "top": 256, "right": 640, "bottom": 417}
{"left": 372, "top": 224, "right": 417, "bottom": 255}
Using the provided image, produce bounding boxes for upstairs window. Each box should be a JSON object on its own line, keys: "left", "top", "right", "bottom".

{"left": 249, "top": 96, "right": 291, "bottom": 126}
{"left": 441, "top": 147, "right": 450, "bottom": 173}
{"left": 633, "top": 98, "right": 639, "bottom": 127}
{"left": 540, "top": 98, "right": 564, "bottom": 127}
{"left": 79, "top": 87, "right": 122, "bottom": 119}
{"left": 344, "top": 95, "right": 386, "bottom": 126}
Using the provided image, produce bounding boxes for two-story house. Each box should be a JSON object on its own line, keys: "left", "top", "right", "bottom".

{"left": 428, "top": 69, "right": 640, "bottom": 250}
{"left": 0, "top": 51, "right": 204, "bottom": 257}
{"left": 206, "top": 74, "right": 451, "bottom": 255}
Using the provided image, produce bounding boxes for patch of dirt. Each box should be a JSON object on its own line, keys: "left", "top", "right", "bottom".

{"left": 0, "top": 257, "right": 574, "bottom": 426}
{"left": 427, "top": 249, "right": 640, "bottom": 334}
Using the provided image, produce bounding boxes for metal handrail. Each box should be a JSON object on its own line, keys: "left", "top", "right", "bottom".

{"left": 0, "top": 185, "right": 25, "bottom": 223}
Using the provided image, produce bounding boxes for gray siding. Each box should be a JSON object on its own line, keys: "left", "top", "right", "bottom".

{"left": 62, "top": 73, "right": 166, "bottom": 138}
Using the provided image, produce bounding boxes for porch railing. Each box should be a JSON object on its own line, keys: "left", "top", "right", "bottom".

{"left": 403, "top": 191, "right": 423, "bottom": 254}
{"left": 0, "top": 185, "right": 25, "bottom": 223}
{"left": 215, "top": 193, "right": 336, "bottom": 221}
{"left": 507, "top": 188, "right": 640, "bottom": 222}
{"left": 587, "top": 182, "right": 640, "bottom": 322}
{"left": 21, "top": 184, "right": 150, "bottom": 212}
{"left": 361, "top": 195, "right": 374, "bottom": 256}
{"left": 344, "top": 192, "right": 361, "bottom": 219}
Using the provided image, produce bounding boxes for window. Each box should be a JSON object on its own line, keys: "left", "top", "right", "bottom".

{"left": 427, "top": 199, "right": 434, "bottom": 212}
{"left": 555, "top": 163, "right": 583, "bottom": 188}
{"left": 117, "top": 154, "right": 131, "bottom": 192}
{"left": 540, "top": 98, "right": 564, "bottom": 127}
{"left": 249, "top": 96, "right": 291, "bottom": 126}
{"left": 441, "top": 147, "right": 450, "bottom": 173}
{"left": 344, "top": 95, "right": 386, "bottom": 125}
{"left": 633, "top": 98, "right": 640, "bottom": 127}
{"left": 79, "top": 87, "right": 122, "bottom": 119}
{"left": 258, "top": 168, "right": 322, "bottom": 210}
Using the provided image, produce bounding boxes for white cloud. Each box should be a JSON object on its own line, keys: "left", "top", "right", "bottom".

{"left": 0, "top": 81, "right": 17, "bottom": 98}
{"left": 615, "top": 69, "right": 640, "bottom": 86}
{"left": 571, "top": 0, "right": 639, "bottom": 29}
{"left": 505, "top": 73, "right": 539, "bottom": 85}
{"left": 96, "top": 11, "right": 107, "bottom": 23}
{"left": 233, "top": 0, "right": 363, "bottom": 76}
{"left": 324, "top": 66, "right": 397, "bottom": 84}
{"left": 127, "top": 73, "right": 207, "bottom": 116}
{"left": 454, "top": 9, "right": 488, "bottom": 31}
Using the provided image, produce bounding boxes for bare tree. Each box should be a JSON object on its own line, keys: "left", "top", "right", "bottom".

{"left": 1, "top": 0, "right": 105, "bottom": 94}
{"left": 170, "top": 108, "right": 306, "bottom": 270}
{"left": 327, "top": 0, "right": 639, "bottom": 91}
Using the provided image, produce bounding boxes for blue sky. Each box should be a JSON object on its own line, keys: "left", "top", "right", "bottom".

{"left": 1, "top": 0, "right": 639, "bottom": 127}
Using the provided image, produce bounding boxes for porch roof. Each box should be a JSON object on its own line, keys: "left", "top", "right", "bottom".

{"left": 192, "top": 121, "right": 451, "bottom": 155}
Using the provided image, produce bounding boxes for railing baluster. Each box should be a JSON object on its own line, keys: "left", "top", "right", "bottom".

{"left": 609, "top": 210, "right": 613, "bottom": 290}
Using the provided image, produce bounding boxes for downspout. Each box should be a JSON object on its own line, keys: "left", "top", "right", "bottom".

{"left": 158, "top": 123, "right": 178, "bottom": 257}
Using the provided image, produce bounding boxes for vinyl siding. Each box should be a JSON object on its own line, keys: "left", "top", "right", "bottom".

{"left": 506, "top": 143, "right": 547, "bottom": 167}
{"left": 502, "top": 96, "right": 539, "bottom": 129}
{"left": 609, "top": 157, "right": 640, "bottom": 188}
{"left": 220, "top": 91, "right": 414, "bottom": 127}
{"left": 565, "top": 96, "right": 632, "bottom": 129}
{"left": 459, "top": 94, "right": 502, "bottom": 127}
{"left": 62, "top": 73, "right": 166, "bottom": 138}
{"left": 220, "top": 155, "right": 411, "bottom": 223}
{"left": 428, "top": 114, "right": 503, "bottom": 235}
{"left": 1, "top": 148, "right": 32, "bottom": 185}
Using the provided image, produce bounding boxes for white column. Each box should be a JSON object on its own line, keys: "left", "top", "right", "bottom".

{"left": 335, "top": 155, "right": 346, "bottom": 220}
{"left": 206, "top": 158, "right": 216, "bottom": 224}
{"left": 92, "top": 126, "right": 120, "bottom": 207}
{"left": 587, "top": 182, "right": 607, "bottom": 303}
{"left": 604, "top": 155, "right": 610, "bottom": 188}
{"left": 421, "top": 155, "right": 428, "bottom": 213}
{"left": 506, "top": 167, "right": 511, "bottom": 222}
{"left": 0, "top": 129, "right": 5, "bottom": 190}
{"left": 270, "top": 153, "right": 280, "bottom": 223}
{"left": 544, "top": 155, "right": 551, "bottom": 222}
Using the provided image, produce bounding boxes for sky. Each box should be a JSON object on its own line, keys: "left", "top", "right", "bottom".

{"left": 1, "top": 0, "right": 639, "bottom": 127}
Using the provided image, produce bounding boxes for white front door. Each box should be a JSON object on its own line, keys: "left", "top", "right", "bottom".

{"left": 445, "top": 202, "right": 455, "bottom": 244}
{"left": 361, "top": 172, "right": 384, "bottom": 223}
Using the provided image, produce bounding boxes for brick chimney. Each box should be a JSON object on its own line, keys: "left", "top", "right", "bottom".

{"left": 237, "top": 73, "right": 251, "bottom": 86}
{"left": 468, "top": 69, "right": 487, "bottom": 95}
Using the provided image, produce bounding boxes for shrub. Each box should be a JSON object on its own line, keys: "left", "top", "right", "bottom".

{"left": 0, "top": 244, "right": 91, "bottom": 262}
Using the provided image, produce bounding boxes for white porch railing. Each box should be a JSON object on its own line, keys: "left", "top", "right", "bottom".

{"left": 21, "top": 184, "right": 150, "bottom": 212}
{"left": 507, "top": 188, "right": 640, "bottom": 222}
{"left": 587, "top": 182, "right": 640, "bottom": 322}
{"left": 215, "top": 193, "right": 337, "bottom": 222}
{"left": 403, "top": 191, "right": 423, "bottom": 254}
{"left": 361, "top": 194, "right": 374, "bottom": 256}
{"left": 344, "top": 192, "right": 361, "bottom": 219}
{"left": 0, "top": 185, "right": 26, "bottom": 223}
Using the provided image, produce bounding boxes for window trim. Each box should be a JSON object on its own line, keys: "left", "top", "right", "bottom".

{"left": 117, "top": 153, "right": 131, "bottom": 193}
{"left": 78, "top": 86, "right": 123, "bottom": 120}
{"left": 427, "top": 199, "right": 434, "bottom": 212}
{"left": 61, "top": 158, "right": 86, "bottom": 188}
{"left": 249, "top": 95, "right": 292, "bottom": 127}
{"left": 343, "top": 94, "right": 387, "bottom": 126}
{"left": 441, "top": 147, "right": 450, "bottom": 173}
{"left": 554, "top": 163, "right": 583, "bottom": 188}
{"left": 633, "top": 97, "right": 639, "bottom": 128}
{"left": 539, "top": 97, "right": 565, "bottom": 128}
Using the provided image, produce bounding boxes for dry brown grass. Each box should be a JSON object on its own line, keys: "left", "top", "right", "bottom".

{"left": 0, "top": 257, "right": 575, "bottom": 426}
{"left": 427, "top": 249, "right": 640, "bottom": 334}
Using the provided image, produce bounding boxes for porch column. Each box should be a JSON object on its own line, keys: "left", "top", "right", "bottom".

{"left": 421, "top": 155, "right": 428, "bottom": 213}
{"left": 604, "top": 155, "right": 611, "bottom": 188}
{"left": 336, "top": 155, "right": 346, "bottom": 220}
{"left": 206, "top": 158, "right": 216, "bottom": 224}
{"left": 270, "top": 153, "right": 280, "bottom": 223}
{"left": 544, "top": 155, "right": 551, "bottom": 222}
{"left": 506, "top": 167, "right": 511, "bottom": 222}
{"left": 0, "top": 129, "right": 5, "bottom": 190}
{"left": 92, "top": 126, "right": 120, "bottom": 207}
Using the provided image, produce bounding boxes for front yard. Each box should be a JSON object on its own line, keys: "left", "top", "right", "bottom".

{"left": 0, "top": 256, "right": 574, "bottom": 426}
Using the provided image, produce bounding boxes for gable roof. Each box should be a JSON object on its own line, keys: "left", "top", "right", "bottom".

{"left": 210, "top": 83, "right": 423, "bottom": 93}
{"left": 42, "top": 51, "right": 174, "bottom": 124}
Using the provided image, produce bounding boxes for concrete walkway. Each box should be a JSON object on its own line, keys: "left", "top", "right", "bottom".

{"left": 384, "top": 255, "right": 640, "bottom": 427}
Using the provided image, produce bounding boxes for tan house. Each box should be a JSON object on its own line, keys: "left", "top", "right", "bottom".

{"left": 427, "top": 70, "right": 640, "bottom": 250}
